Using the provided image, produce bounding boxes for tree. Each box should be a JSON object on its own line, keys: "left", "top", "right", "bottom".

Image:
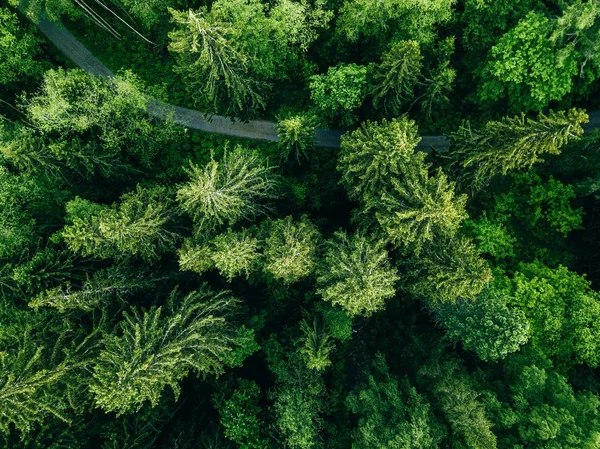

{"left": 177, "top": 146, "right": 278, "bottom": 233}
{"left": 404, "top": 236, "right": 492, "bottom": 303}
{"left": 213, "top": 379, "right": 268, "bottom": 449}
{"left": 299, "top": 318, "right": 334, "bottom": 372}
{"left": 276, "top": 114, "right": 319, "bottom": 164}
{"left": 29, "top": 265, "right": 156, "bottom": 313}
{"left": 168, "top": 8, "right": 265, "bottom": 116}
{"left": 377, "top": 166, "right": 467, "bottom": 253}
{"left": 316, "top": 231, "right": 398, "bottom": 317}
{"left": 62, "top": 186, "right": 176, "bottom": 262}
{"left": 262, "top": 216, "right": 321, "bottom": 284}
{"left": 335, "top": 0, "right": 453, "bottom": 46}
{"left": 117, "top": 0, "right": 170, "bottom": 28}
{"left": 337, "top": 117, "right": 421, "bottom": 204}
{"left": 0, "top": 7, "right": 42, "bottom": 85}
{"left": 478, "top": 11, "right": 578, "bottom": 112}
{"left": 372, "top": 40, "right": 423, "bottom": 116}
{"left": 91, "top": 285, "right": 243, "bottom": 415}
{"left": 449, "top": 108, "right": 587, "bottom": 190}
{"left": 431, "top": 287, "right": 529, "bottom": 361}
{"left": 346, "top": 354, "right": 443, "bottom": 449}
{"left": 309, "top": 63, "right": 368, "bottom": 126}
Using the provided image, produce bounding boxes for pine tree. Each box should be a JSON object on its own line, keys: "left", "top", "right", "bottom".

{"left": 316, "top": 231, "right": 398, "bottom": 317}
{"left": 337, "top": 117, "right": 421, "bottom": 203}
{"left": 276, "top": 114, "right": 319, "bottom": 164}
{"left": 372, "top": 40, "right": 423, "bottom": 115}
{"left": 449, "top": 108, "right": 588, "bottom": 190}
{"left": 263, "top": 216, "right": 320, "bottom": 284}
{"left": 177, "top": 146, "right": 278, "bottom": 233}
{"left": 91, "top": 285, "right": 241, "bottom": 415}
{"left": 299, "top": 318, "right": 334, "bottom": 372}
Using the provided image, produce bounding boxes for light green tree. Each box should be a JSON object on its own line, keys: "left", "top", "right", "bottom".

{"left": 62, "top": 186, "right": 176, "bottom": 262}
{"left": 372, "top": 40, "right": 423, "bottom": 115}
{"left": 299, "top": 318, "right": 335, "bottom": 372}
{"left": 316, "top": 231, "right": 398, "bottom": 317}
{"left": 0, "top": 7, "right": 42, "bottom": 85}
{"left": 177, "top": 146, "right": 278, "bottom": 233}
{"left": 276, "top": 114, "right": 319, "bottom": 164}
{"left": 449, "top": 108, "right": 587, "bottom": 190}
{"left": 91, "top": 285, "right": 243, "bottom": 415}
{"left": 338, "top": 117, "right": 421, "bottom": 203}
{"left": 263, "top": 216, "right": 321, "bottom": 284}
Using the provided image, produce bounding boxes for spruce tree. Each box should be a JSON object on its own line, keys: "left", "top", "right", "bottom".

{"left": 276, "top": 114, "right": 319, "bottom": 164}
{"left": 91, "top": 285, "right": 242, "bottom": 415}
{"left": 177, "top": 146, "right": 278, "bottom": 233}
{"left": 316, "top": 231, "right": 398, "bottom": 317}
{"left": 449, "top": 108, "right": 588, "bottom": 190}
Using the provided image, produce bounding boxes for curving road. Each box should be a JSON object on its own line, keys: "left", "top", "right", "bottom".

{"left": 33, "top": 18, "right": 600, "bottom": 151}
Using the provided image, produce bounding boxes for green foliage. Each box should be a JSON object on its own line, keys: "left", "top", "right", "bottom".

{"left": 214, "top": 379, "right": 268, "bottom": 449}
{"left": 316, "top": 231, "right": 398, "bottom": 317}
{"left": 432, "top": 287, "right": 529, "bottom": 361}
{"left": 276, "top": 114, "right": 319, "bottom": 164}
{"left": 335, "top": 0, "right": 453, "bottom": 45}
{"left": 177, "top": 146, "right": 278, "bottom": 233}
{"left": 346, "top": 354, "right": 444, "bottom": 449}
{"left": 0, "top": 7, "right": 42, "bottom": 85}
{"left": 508, "top": 261, "right": 600, "bottom": 367}
{"left": 478, "top": 11, "right": 577, "bottom": 111}
{"left": 309, "top": 63, "right": 368, "bottom": 126}
{"left": 405, "top": 236, "right": 493, "bottom": 303}
{"left": 116, "top": 0, "right": 170, "bottom": 28}
{"left": 299, "top": 318, "right": 334, "bottom": 372}
{"left": 262, "top": 216, "right": 320, "bottom": 284}
{"left": 62, "top": 186, "right": 176, "bottom": 262}
{"left": 338, "top": 117, "right": 420, "bottom": 204}
{"left": 91, "top": 286, "right": 242, "bottom": 415}
{"left": 372, "top": 40, "right": 423, "bottom": 116}
{"left": 449, "top": 109, "right": 587, "bottom": 190}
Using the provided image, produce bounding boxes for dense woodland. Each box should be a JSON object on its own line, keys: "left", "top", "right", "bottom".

{"left": 2, "top": 0, "right": 600, "bottom": 448}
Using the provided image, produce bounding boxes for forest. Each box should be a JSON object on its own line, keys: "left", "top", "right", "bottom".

{"left": 1, "top": 0, "right": 600, "bottom": 448}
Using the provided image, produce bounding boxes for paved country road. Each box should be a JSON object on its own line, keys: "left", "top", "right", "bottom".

{"left": 33, "top": 17, "right": 600, "bottom": 151}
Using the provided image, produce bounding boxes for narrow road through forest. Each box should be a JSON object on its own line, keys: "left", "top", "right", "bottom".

{"left": 34, "top": 18, "right": 600, "bottom": 151}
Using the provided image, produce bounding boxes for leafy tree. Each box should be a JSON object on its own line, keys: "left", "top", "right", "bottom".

{"left": 372, "top": 40, "right": 423, "bottom": 116}
{"left": 276, "top": 114, "right": 319, "bottom": 164}
{"left": 404, "top": 236, "right": 492, "bottom": 303}
{"left": 335, "top": 0, "right": 453, "bottom": 45}
{"left": 0, "top": 7, "right": 42, "bottom": 85}
{"left": 117, "top": 0, "right": 170, "bottom": 28}
{"left": 62, "top": 186, "right": 176, "bottom": 262}
{"left": 338, "top": 117, "right": 420, "bottom": 204}
{"left": 309, "top": 63, "right": 368, "bottom": 126}
{"left": 316, "top": 231, "right": 398, "bottom": 317}
{"left": 177, "top": 146, "right": 278, "bottom": 233}
{"left": 91, "top": 285, "right": 243, "bottom": 415}
{"left": 214, "top": 379, "right": 268, "bottom": 449}
{"left": 484, "top": 349, "right": 600, "bottom": 449}
{"left": 449, "top": 109, "right": 587, "bottom": 190}
{"left": 432, "top": 287, "right": 529, "bottom": 361}
{"left": 262, "top": 216, "right": 320, "bottom": 284}
{"left": 299, "top": 318, "right": 334, "bottom": 372}
{"left": 346, "top": 354, "right": 443, "bottom": 449}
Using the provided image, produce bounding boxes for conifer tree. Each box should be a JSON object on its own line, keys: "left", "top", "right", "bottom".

{"left": 299, "top": 318, "right": 334, "bottom": 372}
{"left": 263, "top": 216, "right": 321, "bottom": 284}
{"left": 276, "top": 114, "right": 319, "bottom": 164}
{"left": 316, "top": 231, "right": 398, "bottom": 317}
{"left": 177, "top": 146, "right": 278, "bottom": 233}
{"left": 337, "top": 117, "right": 421, "bottom": 203}
{"left": 449, "top": 109, "right": 588, "bottom": 190}
{"left": 405, "top": 236, "right": 492, "bottom": 303}
{"left": 372, "top": 40, "right": 423, "bottom": 115}
{"left": 62, "top": 186, "right": 176, "bottom": 262}
{"left": 91, "top": 285, "right": 242, "bottom": 415}
{"left": 377, "top": 167, "right": 467, "bottom": 253}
